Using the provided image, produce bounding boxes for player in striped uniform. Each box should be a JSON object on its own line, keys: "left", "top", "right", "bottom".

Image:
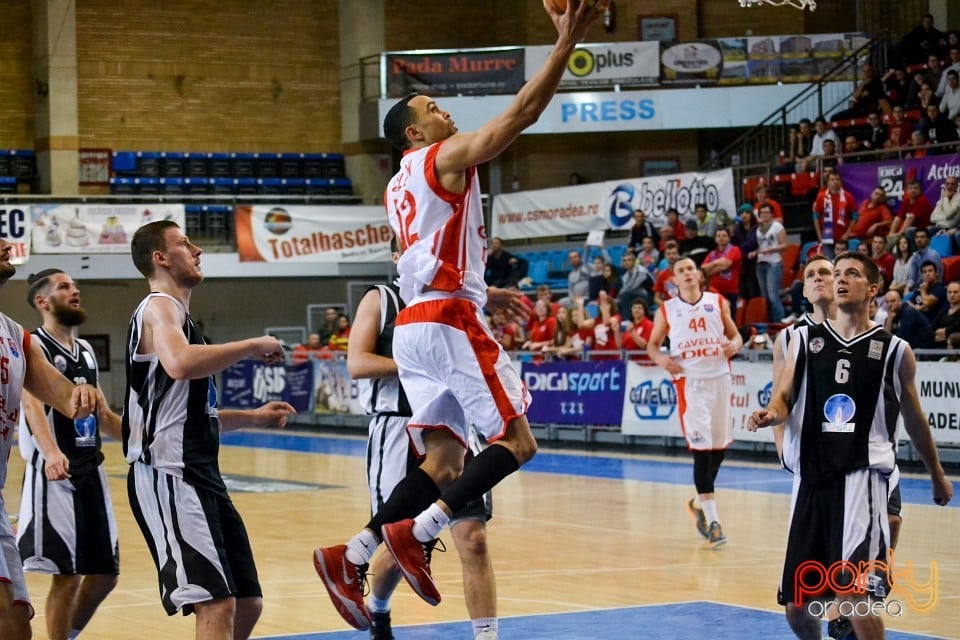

{"left": 0, "top": 238, "right": 100, "bottom": 640}
{"left": 351, "top": 278, "right": 498, "bottom": 640}
{"left": 312, "top": 2, "right": 609, "bottom": 631}
{"left": 647, "top": 256, "right": 743, "bottom": 547}
{"left": 16, "top": 269, "right": 122, "bottom": 640}
{"left": 123, "top": 221, "right": 295, "bottom": 640}
{"left": 750, "top": 252, "right": 952, "bottom": 640}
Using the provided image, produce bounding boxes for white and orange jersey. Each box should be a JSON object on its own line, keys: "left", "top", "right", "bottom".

{"left": 660, "top": 291, "right": 731, "bottom": 378}
{"left": 0, "top": 312, "right": 28, "bottom": 490}
{"left": 384, "top": 141, "right": 488, "bottom": 308}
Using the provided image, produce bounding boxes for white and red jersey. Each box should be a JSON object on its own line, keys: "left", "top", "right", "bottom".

{"left": 660, "top": 291, "right": 731, "bottom": 379}
{"left": 0, "top": 313, "right": 28, "bottom": 490}
{"left": 384, "top": 142, "right": 488, "bottom": 308}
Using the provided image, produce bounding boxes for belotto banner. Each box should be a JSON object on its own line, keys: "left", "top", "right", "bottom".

{"left": 30, "top": 204, "right": 185, "bottom": 254}
{"left": 525, "top": 42, "right": 659, "bottom": 89}
{"left": 385, "top": 48, "right": 525, "bottom": 98}
{"left": 491, "top": 169, "right": 736, "bottom": 240}
{"left": 839, "top": 153, "right": 960, "bottom": 210}
{"left": 521, "top": 359, "right": 625, "bottom": 425}
{"left": 0, "top": 204, "right": 30, "bottom": 265}
{"left": 235, "top": 205, "right": 392, "bottom": 263}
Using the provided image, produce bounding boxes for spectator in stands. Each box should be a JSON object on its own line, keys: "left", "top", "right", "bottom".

{"left": 941, "top": 70, "right": 960, "bottom": 118}
{"left": 801, "top": 116, "right": 839, "bottom": 171}
{"left": 913, "top": 260, "right": 948, "bottom": 324}
{"left": 733, "top": 204, "right": 760, "bottom": 300}
{"left": 620, "top": 299, "right": 653, "bottom": 359}
{"left": 753, "top": 185, "right": 783, "bottom": 220}
{"left": 586, "top": 292, "right": 622, "bottom": 357}
{"left": 617, "top": 251, "right": 652, "bottom": 311}
{"left": 919, "top": 103, "right": 959, "bottom": 150}
{"left": 907, "top": 55, "right": 942, "bottom": 108}
{"left": 932, "top": 280, "right": 960, "bottom": 348}
{"left": 901, "top": 13, "right": 946, "bottom": 66}
{"left": 907, "top": 129, "right": 931, "bottom": 158}
{"left": 547, "top": 305, "right": 579, "bottom": 358}
{"left": 601, "top": 262, "right": 621, "bottom": 298}
{"left": 636, "top": 236, "right": 660, "bottom": 274}
{"left": 840, "top": 134, "right": 868, "bottom": 163}
{"left": 679, "top": 219, "right": 715, "bottom": 267}
{"left": 884, "top": 289, "right": 935, "bottom": 348}
{"left": 849, "top": 186, "right": 893, "bottom": 240}
{"left": 937, "top": 45, "right": 960, "bottom": 97}
{"left": 889, "top": 179, "right": 934, "bottom": 242}
{"left": 869, "top": 232, "right": 896, "bottom": 284}
{"left": 912, "top": 81, "right": 937, "bottom": 113}
{"left": 664, "top": 208, "right": 686, "bottom": 243}
{"left": 628, "top": 209, "right": 660, "bottom": 252}
{"left": 317, "top": 306, "right": 339, "bottom": 345}
{"left": 755, "top": 203, "right": 788, "bottom": 322}
{"left": 861, "top": 112, "right": 888, "bottom": 151}
{"left": 813, "top": 172, "right": 857, "bottom": 258}
{"left": 293, "top": 332, "right": 324, "bottom": 364}
{"left": 563, "top": 249, "right": 591, "bottom": 304}
{"left": 890, "top": 234, "right": 916, "bottom": 295}
{"left": 484, "top": 236, "right": 522, "bottom": 288}
{"left": 908, "top": 228, "right": 944, "bottom": 289}
{"left": 521, "top": 298, "right": 556, "bottom": 352}
{"left": 930, "top": 175, "right": 960, "bottom": 240}
{"left": 782, "top": 118, "right": 813, "bottom": 174}
{"left": 881, "top": 66, "right": 910, "bottom": 108}
{"left": 694, "top": 203, "right": 716, "bottom": 238}
{"left": 654, "top": 241, "right": 681, "bottom": 305}
{"left": 534, "top": 284, "right": 560, "bottom": 317}
{"left": 832, "top": 63, "right": 886, "bottom": 121}
{"left": 587, "top": 249, "right": 611, "bottom": 301}
{"left": 490, "top": 308, "right": 523, "bottom": 350}
{"left": 819, "top": 139, "right": 840, "bottom": 172}
{"left": 657, "top": 223, "right": 676, "bottom": 253}
{"left": 885, "top": 105, "right": 915, "bottom": 152}
{"left": 328, "top": 314, "right": 351, "bottom": 351}
{"left": 702, "top": 227, "right": 742, "bottom": 312}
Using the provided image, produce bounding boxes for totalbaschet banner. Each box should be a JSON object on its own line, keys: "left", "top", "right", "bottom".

{"left": 491, "top": 168, "right": 736, "bottom": 240}
{"left": 235, "top": 205, "right": 392, "bottom": 263}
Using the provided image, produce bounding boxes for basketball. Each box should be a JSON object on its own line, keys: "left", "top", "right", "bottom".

{"left": 546, "top": 0, "right": 598, "bottom": 13}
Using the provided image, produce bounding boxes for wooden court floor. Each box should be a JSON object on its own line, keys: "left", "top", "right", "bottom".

{"left": 6, "top": 431, "right": 958, "bottom": 639}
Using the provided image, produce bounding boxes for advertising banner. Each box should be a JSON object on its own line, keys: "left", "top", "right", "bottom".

{"left": 525, "top": 42, "right": 659, "bottom": 89}
{"left": 235, "top": 205, "right": 392, "bottom": 263}
{"left": 0, "top": 204, "right": 31, "bottom": 265}
{"left": 839, "top": 153, "right": 960, "bottom": 211}
{"left": 313, "top": 358, "right": 364, "bottom": 415}
{"left": 385, "top": 48, "right": 525, "bottom": 98}
{"left": 221, "top": 360, "right": 314, "bottom": 413}
{"left": 915, "top": 362, "right": 960, "bottom": 445}
{"left": 491, "top": 169, "right": 736, "bottom": 240}
{"left": 521, "top": 359, "right": 626, "bottom": 425}
{"left": 660, "top": 40, "right": 723, "bottom": 86}
{"left": 29, "top": 204, "right": 185, "bottom": 254}
{"left": 620, "top": 361, "right": 776, "bottom": 443}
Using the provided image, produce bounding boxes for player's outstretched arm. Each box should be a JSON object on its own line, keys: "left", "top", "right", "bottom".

{"left": 95, "top": 386, "right": 124, "bottom": 441}
{"left": 897, "top": 346, "right": 953, "bottom": 506}
{"left": 219, "top": 401, "right": 297, "bottom": 432}
{"left": 347, "top": 288, "right": 398, "bottom": 380}
{"left": 21, "top": 388, "right": 70, "bottom": 480}
{"left": 435, "top": 0, "right": 607, "bottom": 175}
{"left": 486, "top": 287, "right": 530, "bottom": 324}
{"left": 24, "top": 338, "right": 97, "bottom": 420}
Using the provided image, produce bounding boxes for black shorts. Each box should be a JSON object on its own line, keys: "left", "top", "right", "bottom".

{"left": 887, "top": 482, "right": 902, "bottom": 518}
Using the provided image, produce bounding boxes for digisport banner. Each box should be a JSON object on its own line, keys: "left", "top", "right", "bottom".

{"left": 525, "top": 42, "right": 659, "bottom": 89}
{"left": 235, "top": 205, "right": 392, "bottom": 263}
{"left": 0, "top": 204, "right": 30, "bottom": 264}
{"left": 385, "top": 48, "right": 525, "bottom": 98}
{"left": 221, "top": 359, "right": 314, "bottom": 413}
{"left": 491, "top": 169, "right": 736, "bottom": 240}
{"left": 30, "top": 204, "right": 186, "bottom": 254}
{"left": 620, "top": 361, "right": 775, "bottom": 443}
{"left": 839, "top": 153, "right": 960, "bottom": 210}
{"left": 522, "top": 359, "right": 626, "bottom": 425}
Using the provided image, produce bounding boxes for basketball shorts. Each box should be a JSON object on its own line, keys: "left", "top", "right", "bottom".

{"left": 675, "top": 374, "right": 733, "bottom": 450}
{"left": 778, "top": 469, "right": 891, "bottom": 607}
{"left": 887, "top": 466, "right": 902, "bottom": 518}
{"left": 394, "top": 298, "right": 531, "bottom": 456}
{"left": 17, "top": 457, "right": 119, "bottom": 576}
{"left": 366, "top": 414, "right": 492, "bottom": 524}
{"left": 128, "top": 462, "right": 262, "bottom": 616}
{"left": 0, "top": 493, "right": 33, "bottom": 617}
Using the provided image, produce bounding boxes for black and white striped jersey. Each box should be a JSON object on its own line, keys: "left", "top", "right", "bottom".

{"left": 358, "top": 284, "right": 411, "bottom": 417}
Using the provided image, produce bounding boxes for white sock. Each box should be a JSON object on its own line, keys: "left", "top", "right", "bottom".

{"left": 412, "top": 503, "right": 449, "bottom": 543}
{"left": 473, "top": 617, "right": 498, "bottom": 639}
{"left": 368, "top": 594, "right": 391, "bottom": 614}
{"left": 345, "top": 529, "right": 379, "bottom": 565}
{"left": 701, "top": 498, "right": 719, "bottom": 524}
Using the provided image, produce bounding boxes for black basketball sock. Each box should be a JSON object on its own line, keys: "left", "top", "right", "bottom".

{"left": 365, "top": 467, "right": 441, "bottom": 536}
{"left": 440, "top": 443, "right": 519, "bottom": 515}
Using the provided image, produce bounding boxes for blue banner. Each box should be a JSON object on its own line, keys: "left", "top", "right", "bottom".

{"left": 521, "top": 360, "right": 626, "bottom": 425}
{"left": 221, "top": 360, "right": 314, "bottom": 413}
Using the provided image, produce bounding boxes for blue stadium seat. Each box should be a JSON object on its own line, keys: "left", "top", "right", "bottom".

{"left": 930, "top": 233, "right": 954, "bottom": 258}
{"left": 159, "top": 177, "right": 184, "bottom": 195}
{"left": 136, "top": 177, "right": 159, "bottom": 194}
{"left": 231, "top": 153, "right": 256, "bottom": 178}
{"left": 848, "top": 238, "right": 860, "bottom": 252}
{"left": 185, "top": 153, "right": 208, "bottom": 178}
{"left": 258, "top": 177, "right": 282, "bottom": 195}
{"left": 111, "top": 152, "right": 138, "bottom": 176}
{"left": 10, "top": 150, "right": 35, "bottom": 180}
{"left": 183, "top": 177, "right": 209, "bottom": 194}
{"left": 160, "top": 152, "right": 184, "bottom": 177}
{"left": 208, "top": 153, "right": 231, "bottom": 178}
{"left": 109, "top": 177, "right": 136, "bottom": 194}
{"left": 281, "top": 178, "right": 306, "bottom": 194}
{"left": 255, "top": 153, "right": 280, "bottom": 178}
{"left": 210, "top": 177, "right": 235, "bottom": 195}
{"left": 800, "top": 240, "right": 819, "bottom": 262}
{"left": 0, "top": 176, "right": 16, "bottom": 193}
{"left": 527, "top": 260, "right": 550, "bottom": 285}
{"left": 235, "top": 177, "right": 258, "bottom": 195}
{"left": 608, "top": 244, "right": 627, "bottom": 265}
{"left": 137, "top": 151, "right": 160, "bottom": 177}
{"left": 280, "top": 153, "right": 303, "bottom": 178}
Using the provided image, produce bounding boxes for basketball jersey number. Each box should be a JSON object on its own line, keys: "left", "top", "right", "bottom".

{"left": 688, "top": 317, "right": 706, "bottom": 332}
{"left": 834, "top": 359, "right": 850, "bottom": 384}
{"left": 394, "top": 192, "right": 419, "bottom": 250}
{"left": 0, "top": 356, "right": 7, "bottom": 384}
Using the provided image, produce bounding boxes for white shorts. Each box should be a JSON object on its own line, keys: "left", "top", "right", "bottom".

{"left": 0, "top": 493, "right": 33, "bottom": 617}
{"left": 394, "top": 298, "right": 531, "bottom": 456}
{"left": 676, "top": 374, "right": 733, "bottom": 450}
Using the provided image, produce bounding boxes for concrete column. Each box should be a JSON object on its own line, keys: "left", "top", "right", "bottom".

{"left": 32, "top": 0, "right": 79, "bottom": 194}
{"left": 339, "top": 0, "right": 391, "bottom": 204}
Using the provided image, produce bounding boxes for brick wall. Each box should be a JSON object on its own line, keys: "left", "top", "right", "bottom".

{"left": 0, "top": 1, "right": 35, "bottom": 148}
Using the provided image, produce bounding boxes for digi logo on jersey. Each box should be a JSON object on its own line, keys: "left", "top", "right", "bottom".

{"left": 822, "top": 393, "right": 856, "bottom": 433}
{"left": 629, "top": 378, "right": 677, "bottom": 420}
